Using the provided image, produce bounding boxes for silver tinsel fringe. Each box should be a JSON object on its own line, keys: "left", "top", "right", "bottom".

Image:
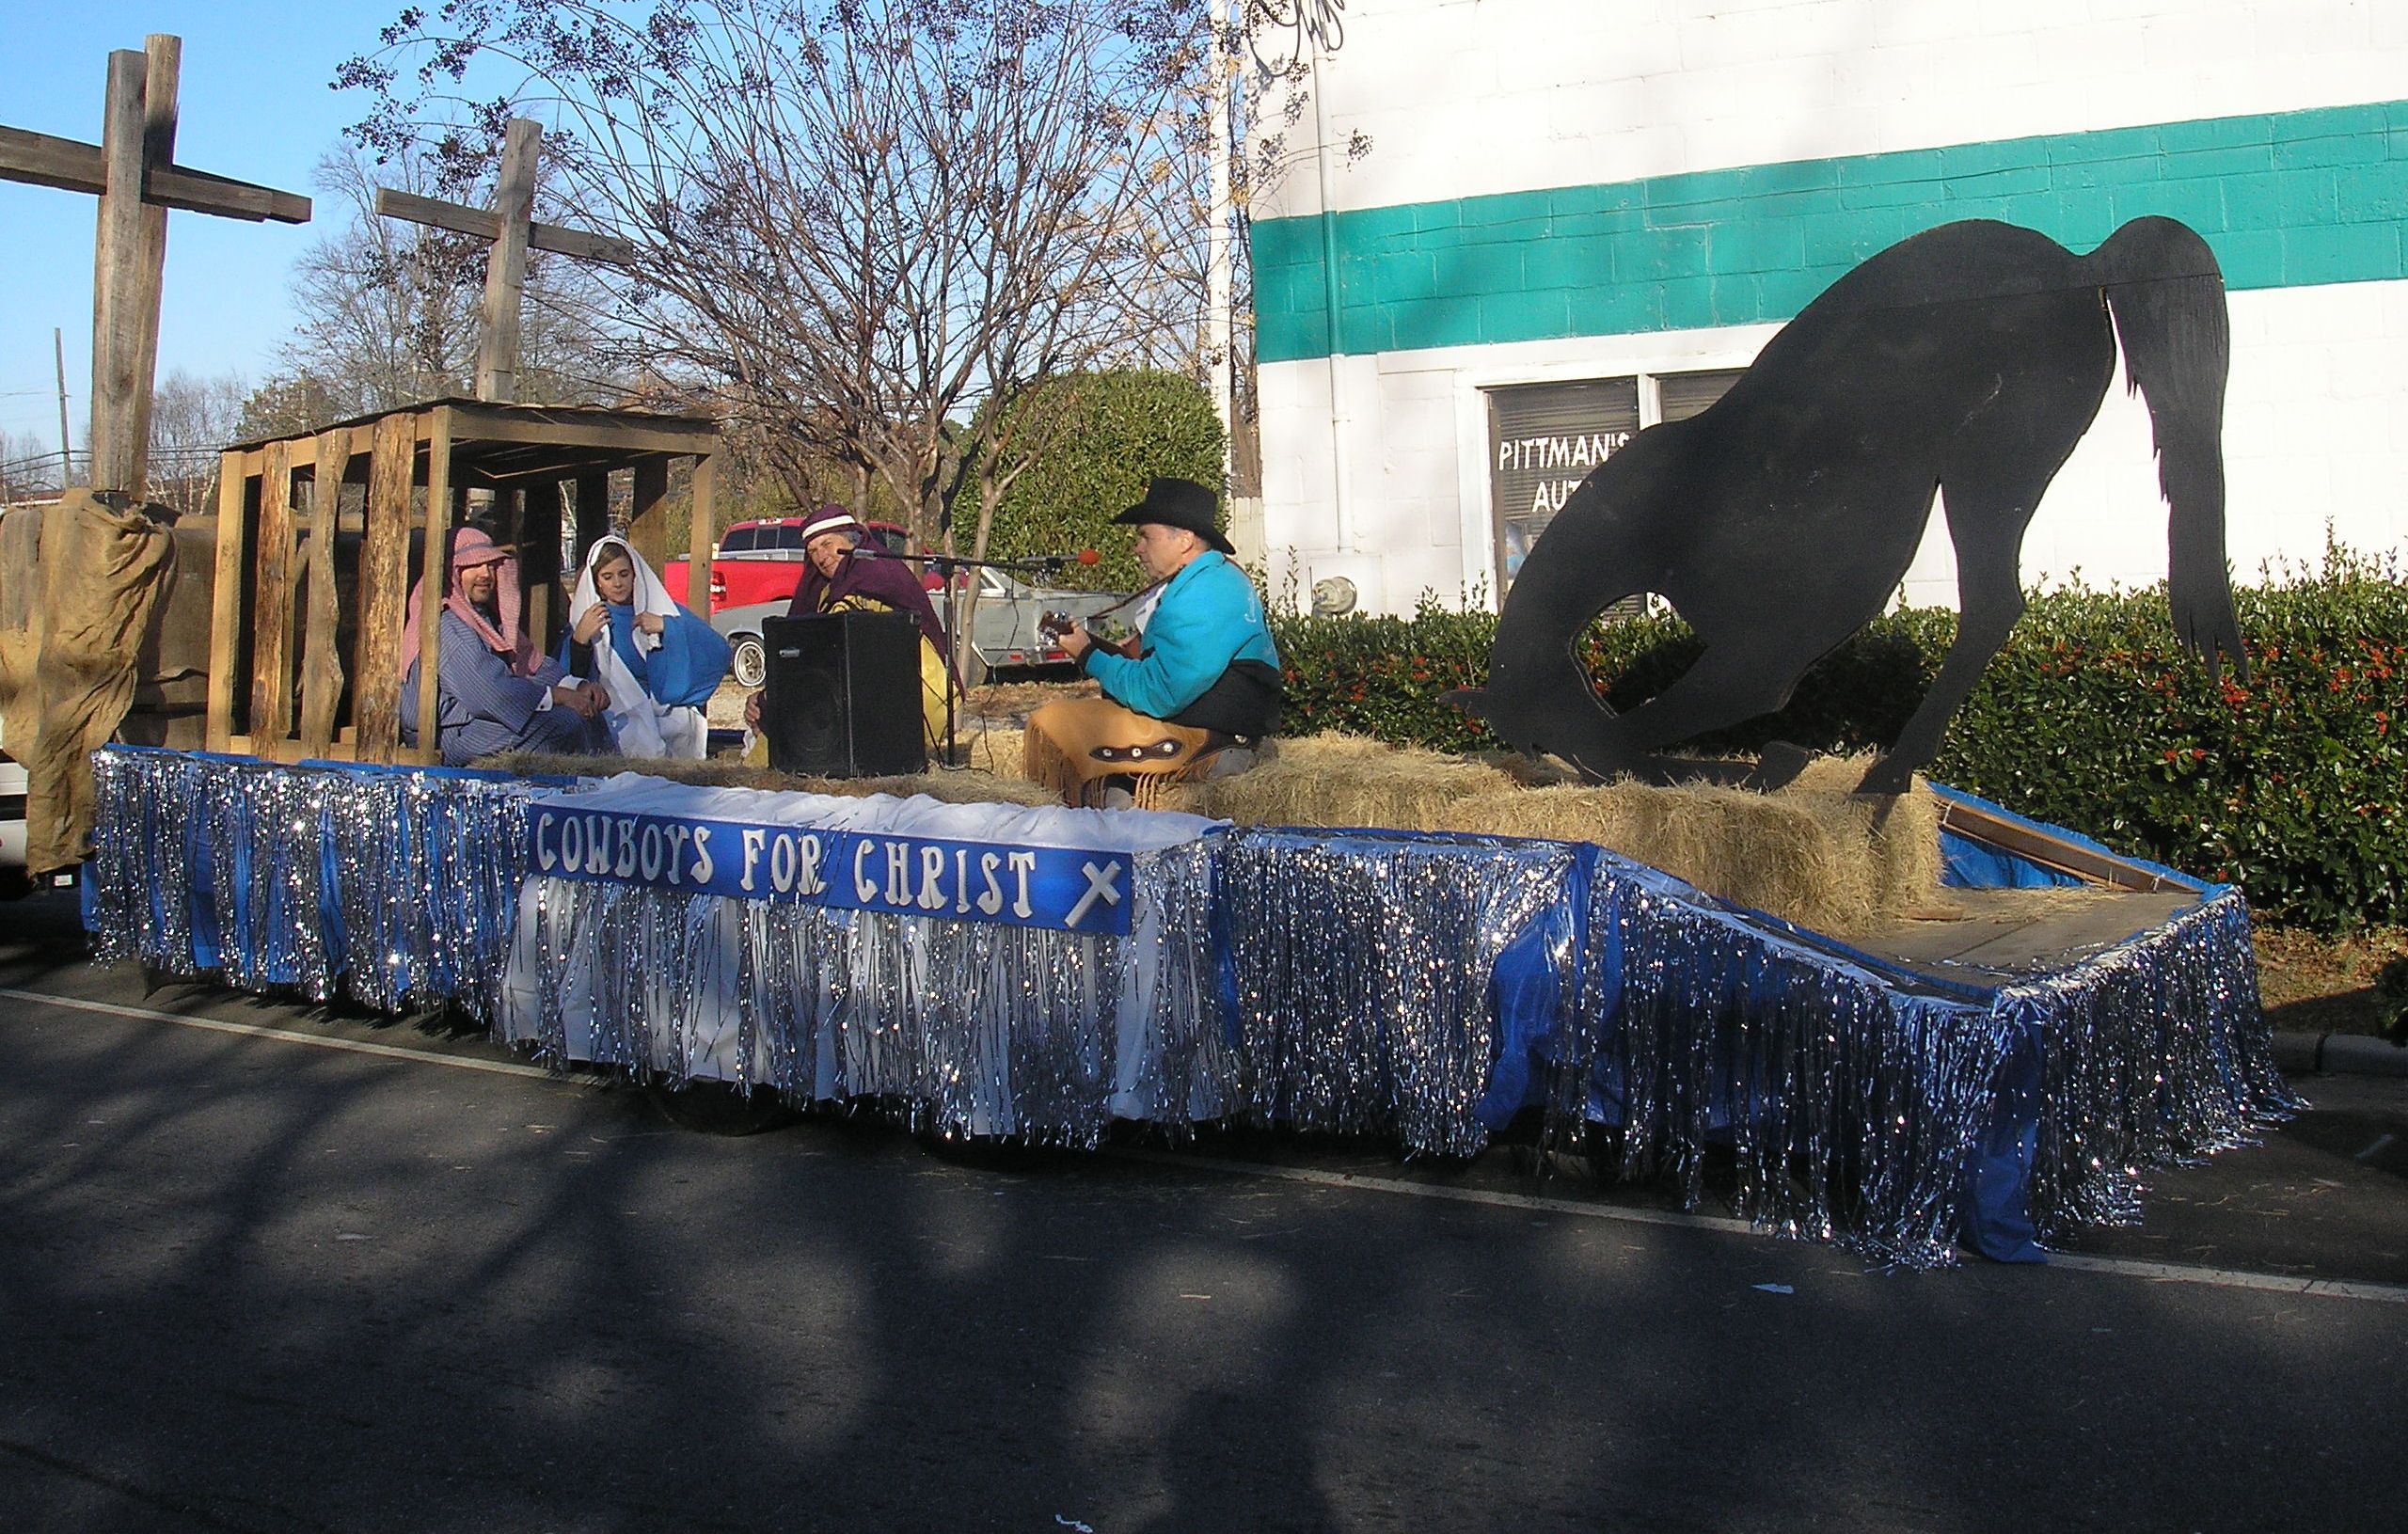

{"left": 2008, "top": 888, "right": 2304, "bottom": 1239}
{"left": 1215, "top": 828, "right": 1578, "bottom": 1158}
{"left": 505, "top": 838, "right": 1222, "bottom": 1146}
{"left": 87, "top": 748, "right": 561, "bottom": 1022}
{"left": 86, "top": 748, "right": 2301, "bottom": 1267}
{"left": 1586, "top": 864, "right": 2018, "bottom": 1268}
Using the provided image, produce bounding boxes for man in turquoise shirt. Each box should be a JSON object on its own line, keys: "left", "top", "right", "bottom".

{"left": 1058, "top": 478, "right": 1282, "bottom": 737}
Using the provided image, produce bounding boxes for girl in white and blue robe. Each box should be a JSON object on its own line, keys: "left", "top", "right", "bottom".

{"left": 562, "top": 536, "right": 732, "bottom": 759}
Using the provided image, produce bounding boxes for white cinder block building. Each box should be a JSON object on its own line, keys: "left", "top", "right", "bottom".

{"left": 1249, "top": 0, "right": 2408, "bottom": 614}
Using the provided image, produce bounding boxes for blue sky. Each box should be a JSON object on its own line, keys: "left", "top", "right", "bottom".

{"left": 0, "top": 2, "right": 410, "bottom": 447}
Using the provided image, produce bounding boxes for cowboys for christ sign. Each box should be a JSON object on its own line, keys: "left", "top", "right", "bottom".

{"left": 528, "top": 803, "right": 1140, "bottom": 935}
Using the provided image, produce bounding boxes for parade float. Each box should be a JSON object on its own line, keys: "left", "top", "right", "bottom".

{"left": 0, "top": 44, "right": 2289, "bottom": 1272}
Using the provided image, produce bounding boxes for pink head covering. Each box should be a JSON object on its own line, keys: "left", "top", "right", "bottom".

{"left": 397, "top": 526, "right": 540, "bottom": 679}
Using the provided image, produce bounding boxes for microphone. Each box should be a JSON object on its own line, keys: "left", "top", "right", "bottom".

{"left": 1076, "top": 548, "right": 1101, "bottom": 565}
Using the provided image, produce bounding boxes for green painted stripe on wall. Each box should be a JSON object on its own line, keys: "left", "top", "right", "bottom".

{"left": 1254, "top": 100, "right": 2408, "bottom": 364}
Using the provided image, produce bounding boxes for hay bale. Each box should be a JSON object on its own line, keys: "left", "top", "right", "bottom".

{"left": 1183, "top": 732, "right": 1944, "bottom": 934}
{"left": 963, "top": 724, "right": 1028, "bottom": 781}
{"left": 1439, "top": 781, "right": 1870, "bottom": 932}
{"left": 471, "top": 751, "right": 1059, "bottom": 808}
{"left": 1198, "top": 732, "right": 1514, "bottom": 829}
{"left": 483, "top": 728, "right": 1945, "bottom": 934}
{"left": 1780, "top": 751, "right": 1944, "bottom": 921}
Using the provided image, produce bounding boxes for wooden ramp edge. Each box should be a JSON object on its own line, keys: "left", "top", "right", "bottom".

{"left": 1935, "top": 799, "right": 2180, "bottom": 894}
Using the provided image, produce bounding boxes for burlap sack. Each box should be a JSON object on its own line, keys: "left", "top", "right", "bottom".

{"left": 4, "top": 491, "right": 178, "bottom": 876}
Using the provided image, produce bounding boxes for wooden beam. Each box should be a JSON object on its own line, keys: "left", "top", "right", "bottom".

{"left": 521, "top": 480, "right": 563, "bottom": 654}
{"left": 0, "top": 124, "right": 310, "bottom": 223}
{"left": 87, "top": 46, "right": 166, "bottom": 494}
{"left": 1933, "top": 799, "right": 2175, "bottom": 894}
{"left": 443, "top": 411, "right": 717, "bottom": 457}
{"left": 572, "top": 470, "right": 610, "bottom": 576}
{"left": 475, "top": 119, "right": 540, "bottom": 403}
{"left": 353, "top": 412, "right": 416, "bottom": 762}
{"left": 413, "top": 408, "right": 457, "bottom": 766}
{"left": 627, "top": 458, "right": 669, "bottom": 573}
{"left": 203, "top": 451, "right": 249, "bottom": 750}
{"left": 122, "top": 37, "right": 178, "bottom": 496}
{"left": 684, "top": 453, "right": 715, "bottom": 610}
{"left": 296, "top": 428, "right": 351, "bottom": 754}
{"left": 370, "top": 186, "right": 635, "bottom": 265}
{"left": 247, "top": 436, "right": 295, "bottom": 745}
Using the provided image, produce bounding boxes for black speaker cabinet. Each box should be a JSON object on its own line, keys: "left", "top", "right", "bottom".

{"left": 762, "top": 610, "right": 928, "bottom": 778}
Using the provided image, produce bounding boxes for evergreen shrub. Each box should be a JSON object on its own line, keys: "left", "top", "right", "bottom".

{"left": 1268, "top": 547, "right": 2408, "bottom": 931}
{"left": 977, "top": 371, "right": 1224, "bottom": 593}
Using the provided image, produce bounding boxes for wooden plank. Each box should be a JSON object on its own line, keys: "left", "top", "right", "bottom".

{"left": 627, "top": 458, "right": 669, "bottom": 573}
{"left": 524, "top": 218, "right": 636, "bottom": 267}
{"left": 1933, "top": 799, "right": 2173, "bottom": 894}
{"left": 371, "top": 185, "right": 633, "bottom": 265}
{"left": 413, "top": 408, "right": 456, "bottom": 767}
{"left": 352, "top": 412, "right": 417, "bottom": 762}
{"left": 521, "top": 480, "right": 563, "bottom": 653}
{"left": 296, "top": 428, "right": 351, "bottom": 753}
{"left": 474, "top": 119, "right": 540, "bottom": 403}
{"left": 121, "top": 37, "right": 180, "bottom": 494}
{"left": 203, "top": 452, "right": 250, "bottom": 750}
{"left": 572, "top": 470, "right": 610, "bottom": 575}
{"left": 87, "top": 47, "right": 159, "bottom": 495}
{"left": 147, "top": 160, "right": 310, "bottom": 224}
{"left": 247, "top": 437, "right": 295, "bottom": 745}
{"left": 0, "top": 126, "right": 101, "bottom": 194}
{"left": 445, "top": 411, "right": 717, "bottom": 457}
{"left": 0, "top": 125, "right": 309, "bottom": 223}
{"left": 684, "top": 452, "right": 715, "bottom": 609}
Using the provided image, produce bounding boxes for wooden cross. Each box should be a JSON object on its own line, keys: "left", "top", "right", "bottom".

{"left": 0, "top": 35, "right": 309, "bottom": 495}
{"left": 372, "top": 118, "right": 636, "bottom": 403}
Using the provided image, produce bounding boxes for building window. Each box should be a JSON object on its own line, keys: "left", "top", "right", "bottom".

{"left": 1485, "top": 368, "right": 1746, "bottom": 595}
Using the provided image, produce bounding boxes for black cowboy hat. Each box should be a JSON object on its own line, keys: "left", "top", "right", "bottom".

{"left": 1110, "top": 476, "right": 1232, "bottom": 556}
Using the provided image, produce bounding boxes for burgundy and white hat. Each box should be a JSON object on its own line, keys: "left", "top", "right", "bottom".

{"left": 798, "top": 506, "right": 863, "bottom": 544}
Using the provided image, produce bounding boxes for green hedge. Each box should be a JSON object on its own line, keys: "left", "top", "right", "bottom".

{"left": 975, "top": 371, "right": 1224, "bottom": 593}
{"left": 1269, "top": 550, "right": 2408, "bottom": 932}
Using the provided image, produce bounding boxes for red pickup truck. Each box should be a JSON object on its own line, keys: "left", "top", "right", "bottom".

{"left": 663, "top": 516, "right": 921, "bottom": 612}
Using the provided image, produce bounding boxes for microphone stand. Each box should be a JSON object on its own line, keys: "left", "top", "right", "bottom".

{"left": 846, "top": 546, "right": 1099, "bottom": 769}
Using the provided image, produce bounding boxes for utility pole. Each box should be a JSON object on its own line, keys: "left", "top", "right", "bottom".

{"left": 1205, "top": 0, "right": 1238, "bottom": 485}
{"left": 54, "top": 327, "right": 71, "bottom": 489}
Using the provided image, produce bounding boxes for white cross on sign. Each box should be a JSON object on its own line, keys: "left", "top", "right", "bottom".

{"left": 1065, "top": 861, "right": 1125, "bottom": 930}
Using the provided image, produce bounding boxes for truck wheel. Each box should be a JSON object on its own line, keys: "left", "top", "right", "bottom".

{"left": 731, "top": 634, "right": 767, "bottom": 688}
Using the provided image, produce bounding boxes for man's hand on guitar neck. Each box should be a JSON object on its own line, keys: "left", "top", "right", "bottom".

{"left": 1052, "top": 620, "right": 1138, "bottom": 665}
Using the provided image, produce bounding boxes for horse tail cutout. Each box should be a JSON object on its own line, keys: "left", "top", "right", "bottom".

{"left": 2091, "top": 216, "right": 2248, "bottom": 681}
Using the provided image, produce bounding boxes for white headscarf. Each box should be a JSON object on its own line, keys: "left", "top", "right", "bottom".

{"left": 569, "top": 536, "right": 707, "bottom": 759}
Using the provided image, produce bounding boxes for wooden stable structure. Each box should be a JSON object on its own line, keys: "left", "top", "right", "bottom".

{"left": 205, "top": 398, "right": 719, "bottom": 764}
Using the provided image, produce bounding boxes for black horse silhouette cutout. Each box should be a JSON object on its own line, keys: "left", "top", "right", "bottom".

{"left": 1450, "top": 216, "right": 2246, "bottom": 796}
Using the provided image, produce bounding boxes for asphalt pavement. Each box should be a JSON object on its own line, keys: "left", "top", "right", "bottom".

{"left": 1, "top": 890, "right": 2402, "bottom": 1533}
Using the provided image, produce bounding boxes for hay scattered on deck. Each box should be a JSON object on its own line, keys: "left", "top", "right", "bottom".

{"left": 1182, "top": 733, "right": 1943, "bottom": 935}
{"left": 472, "top": 751, "right": 1059, "bottom": 808}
